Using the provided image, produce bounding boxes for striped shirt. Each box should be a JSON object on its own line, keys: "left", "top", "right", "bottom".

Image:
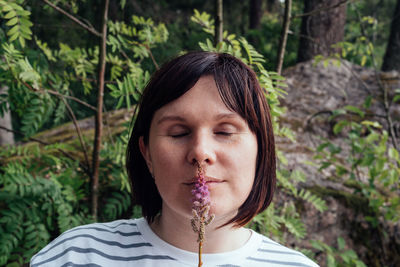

{"left": 30, "top": 218, "right": 319, "bottom": 267}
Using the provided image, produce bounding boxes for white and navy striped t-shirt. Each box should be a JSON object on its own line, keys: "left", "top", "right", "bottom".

{"left": 30, "top": 218, "right": 319, "bottom": 267}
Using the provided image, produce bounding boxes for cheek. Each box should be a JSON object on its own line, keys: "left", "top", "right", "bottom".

{"left": 234, "top": 140, "right": 258, "bottom": 195}
{"left": 149, "top": 140, "right": 183, "bottom": 180}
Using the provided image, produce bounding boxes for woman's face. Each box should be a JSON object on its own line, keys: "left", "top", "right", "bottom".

{"left": 139, "top": 75, "right": 258, "bottom": 222}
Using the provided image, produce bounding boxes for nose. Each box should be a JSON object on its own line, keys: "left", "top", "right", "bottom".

{"left": 186, "top": 131, "right": 216, "bottom": 166}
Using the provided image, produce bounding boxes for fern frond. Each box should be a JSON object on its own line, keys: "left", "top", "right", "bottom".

{"left": 20, "top": 94, "right": 53, "bottom": 136}
{"left": 0, "top": 0, "right": 33, "bottom": 47}
{"left": 282, "top": 203, "right": 307, "bottom": 239}
{"left": 297, "top": 189, "right": 328, "bottom": 212}
{"left": 239, "top": 37, "right": 265, "bottom": 65}
{"left": 102, "top": 191, "right": 131, "bottom": 221}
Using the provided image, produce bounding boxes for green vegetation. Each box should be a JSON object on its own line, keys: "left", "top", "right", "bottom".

{"left": 0, "top": 1, "right": 399, "bottom": 266}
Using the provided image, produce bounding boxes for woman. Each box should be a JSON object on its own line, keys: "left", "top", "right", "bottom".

{"left": 31, "top": 52, "right": 319, "bottom": 267}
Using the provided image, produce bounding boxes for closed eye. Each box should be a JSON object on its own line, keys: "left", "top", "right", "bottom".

{"left": 215, "top": 132, "right": 233, "bottom": 136}
{"left": 170, "top": 132, "right": 189, "bottom": 138}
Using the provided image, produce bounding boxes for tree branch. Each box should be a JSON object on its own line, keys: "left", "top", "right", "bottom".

{"left": 61, "top": 97, "right": 91, "bottom": 172}
{"left": 18, "top": 81, "right": 93, "bottom": 173}
{"left": 41, "top": 0, "right": 102, "bottom": 37}
{"left": 46, "top": 88, "right": 97, "bottom": 111}
{"left": 276, "top": 0, "right": 292, "bottom": 75}
{"left": 214, "top": 0, "right": 223, "bottom": 45}
{"left": 20, "top": 80, "right": 97, "bottom": 111}
{"left": 130, "top": 41, "right": 159, "bottom": 70}
{"left": 91, "top": 0, "right": 109, "bottom": 220}
{"left": 146, "top": 45, "right": 159, "bottom": 70}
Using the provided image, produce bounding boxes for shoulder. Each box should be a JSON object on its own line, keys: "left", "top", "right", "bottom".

{"left": 30, "top": 218, "right": 145, "bottom": 267}
{"left": 246, "top": 231, "right": 320, "bottom": 267}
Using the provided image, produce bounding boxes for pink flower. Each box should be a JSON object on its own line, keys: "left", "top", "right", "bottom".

{"left": 190, "top": 163, "right": 214, "bottom": 267}
{"left": 190, "top": 163, "right": 215, "bottom": 241}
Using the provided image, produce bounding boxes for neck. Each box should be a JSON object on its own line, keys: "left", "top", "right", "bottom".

{"left": 149, "top": 207, "right": 251, "bottom": 253}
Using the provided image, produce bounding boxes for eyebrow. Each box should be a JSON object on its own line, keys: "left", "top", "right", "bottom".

{"left": 156, "top": 112, "right": 239, "bottom": 125}
{"left": 156, "top": 115, "right": 186, "bottom": 125}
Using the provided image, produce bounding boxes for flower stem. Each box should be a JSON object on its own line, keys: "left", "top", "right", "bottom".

{"left": 198, "top": 241, "right": 203, "bottom": 267}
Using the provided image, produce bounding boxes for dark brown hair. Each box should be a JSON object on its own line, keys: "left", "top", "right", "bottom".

{"left": 126, "top": 51, "right": 276, "bottom": 227}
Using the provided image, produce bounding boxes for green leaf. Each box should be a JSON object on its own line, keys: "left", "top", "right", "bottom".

{"left": 8, "top": 32, "right": 18, "bottom": 42}
{"left": 333, "top": 120, "right": 348, "bottom": 135}
{"left": 388, "top": 148, "right": 399, "bottom": 161}
{"left": 310, "top": 240, "right": 324, "bottom": 251}
{"left": 6, "top": 17, "right": 18, "bottom": 26}
{"left": 2, "top": 4, "right": 14, "bottom": 12}
{"left": 4, "top": 10, "right": 16, "bottom": 19}
{"left": 327, "top": 254, "right": 337, "bottom": 267}
{"left": 363, "top": 95, "right": 372, "bottom": 108}
{"left": 344, "top": 105, "right": 364, "bottom": 118}
{"left": 361, "top": 55, "right": 367, "bottom": 66}
{"left": 7, "top": 25, "right": 20, "bottom": 36}
{"left": 337, "top": 237, "right": 345, "bottom": 250}
{"left": 361, "top": 120, "right": 382, "bottom": 128}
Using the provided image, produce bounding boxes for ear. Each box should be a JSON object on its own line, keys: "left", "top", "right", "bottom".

{"left": 139, "top": 136, "right": 153, "bottom": 174}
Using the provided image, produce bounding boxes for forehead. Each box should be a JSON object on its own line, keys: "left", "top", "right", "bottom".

{"left": 152, "top": 76, "right": 240, "bottom": 123}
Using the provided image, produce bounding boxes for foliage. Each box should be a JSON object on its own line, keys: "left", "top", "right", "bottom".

{"left": 0, "top": 145, "right": 90, "bottom": 265}
{"left": 0, "top": 1, "right": 167, "bottom": 264}
{"left": 311, "top": 3, "right": 400, "bottom": 260}
{"left": 0, "top": 0, "right": 32, "bottom": 47}
{"left": 2, "top": 1, "right": 398, "bottom": 266}
{"left": 313, "top": 0, "right": 400, "bottom": 231}
{"left": 311, "top": 237, "right": 367, "bottom": 267}
{"left": 314, "top": 106, "right": 400, "bottom": 226}
{"left": 316, "top": 22, "right": 376, "bottom": 68}
{"left": 344, "top": 1, "right": 395, "bottom": 68}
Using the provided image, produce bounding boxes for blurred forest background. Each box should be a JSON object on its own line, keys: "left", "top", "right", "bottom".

{"left": 0, "top": 0, "right": 399, "bottom": 266}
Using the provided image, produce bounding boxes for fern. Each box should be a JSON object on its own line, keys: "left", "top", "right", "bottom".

{"left": 53, "top": 97, "right": 66, "bottom": 125}
{"left": 238, "top": 37, "right": 265, "bottom": 65}
{"left": 252, "top": 203, "right": 281, "bottom": 239}
{"left": 107, "top": 16, "right": 168, "bottom": 61}
{"left": 281, "top": 203, "right": 307, "bottom": 239}
{"left": 102, "top": 191, "right": 131, "bottom": 221}
{"left": 0, "top": 158, "right": 90, "bottom": 264}
{"left": 0, "top": 0, "right": 33, "bottom": 47}
{"left": 56, "top": 43, "right": 97, "bottom": 94}
{"left": 297, "top": 189, "right": 328, "bottom": 212}
{"left": 0, "top": 6, "right": 172, "bottom": 265}
{"left": 311, "top": 238, "right": 367, "bottom": 267}
{"left": 35, "top": 39, "right": 56, "bottom": 62}
{"left": 20, "top": 94, "right": 53, "bottom": 137}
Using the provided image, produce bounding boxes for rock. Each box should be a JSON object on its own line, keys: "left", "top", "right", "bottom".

{"left": 278, "top": 59, "right": 400, "bottom": 266}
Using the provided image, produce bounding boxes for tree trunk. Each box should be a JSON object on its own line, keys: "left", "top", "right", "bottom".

{"left": 215, "top": 0, "right": 223, "bottom": 45}
{"left": 0, "top": 86, "right": 14, "bottom": 146}
{"left": 249, "top": 0, "right": 263, "bottom": 29}
{"left": 276, "top": 0, "right": 292, "bottom": 75}
{"left": 381, "top": 0, "right": 400, "bottom": 71}
{"left": 297, "top": 0, "right": 347, "bottom": 63}
{"left": 91, "top": 0, "right": 109, "bottom": 221}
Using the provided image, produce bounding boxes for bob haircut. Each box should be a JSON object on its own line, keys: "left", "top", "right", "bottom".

{"left": 126, "top": 51, "right": 276, "bottom": 227}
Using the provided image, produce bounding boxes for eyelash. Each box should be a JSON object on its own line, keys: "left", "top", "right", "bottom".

{"left": 171, "top": 133, "right": 188, "bottom": 138}
{"left": 170, "top": 132, "right": 233, "bottom": 138}
{"left": 216, "top": 132, "right": 233, "bottom": 136}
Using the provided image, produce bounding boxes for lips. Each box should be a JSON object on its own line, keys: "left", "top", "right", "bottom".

{"left": 183, "top": 177, "right": 224, "bottom": 185}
